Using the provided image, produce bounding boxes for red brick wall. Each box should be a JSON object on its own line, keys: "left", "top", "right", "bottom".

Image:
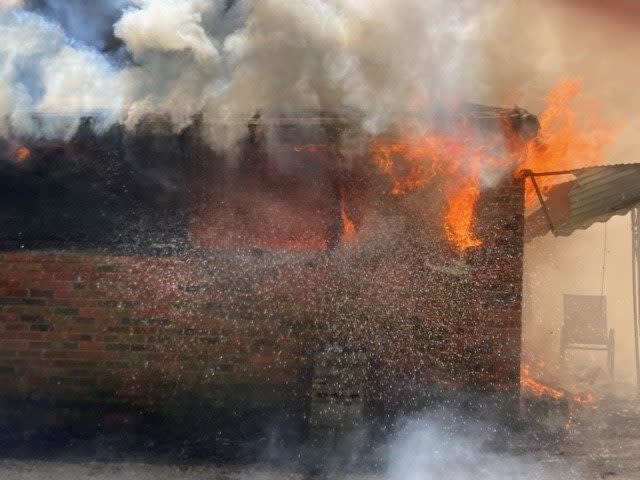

{"left": 0, "top": 177, "right": 523, "bottom": 416}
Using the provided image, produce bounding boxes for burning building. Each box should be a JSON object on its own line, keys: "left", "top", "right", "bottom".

{"left": 0, "top": 103, "right": 535, "bottom": 444}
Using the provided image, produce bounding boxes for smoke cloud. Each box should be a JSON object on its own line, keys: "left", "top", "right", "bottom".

{"left": 0, "top": 0, "right": 509, "bottom": 147}
{"left": 0, "top": 8, "right": 123, "bottom": 139}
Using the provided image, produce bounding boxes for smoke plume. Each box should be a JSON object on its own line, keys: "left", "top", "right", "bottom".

{"left": 0, "top": 0, "right": 508, "bottom": 148}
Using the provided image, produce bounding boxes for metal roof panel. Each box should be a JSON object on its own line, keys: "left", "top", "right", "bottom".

{"left": 526, "top": 163, "right": 640, "bottom": 239}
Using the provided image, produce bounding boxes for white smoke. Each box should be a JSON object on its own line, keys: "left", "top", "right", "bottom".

{"left": 0, "top": 0, "right": 494, "bottom": 146}
{"left": 199, "top": 0, "right": 485, "bottom": 146}
{"left": 0, "top": 9, "right": 123, "bottom": 139}
{"left": 388, "top": 414, "right": 585, "bottom": 480}
{"left": 113, "top": 0, "right": 226, "bottom": 132}
{"left": 115, "top": 0, "right": 218, "bottom": 63}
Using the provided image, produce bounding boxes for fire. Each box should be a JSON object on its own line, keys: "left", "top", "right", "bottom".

{"left": 369, "top": 78, "right": 615, "bottom": 250}
{"left": 521, "top": 362, "right": 595, "bottom": 432}
{"left": 12, "top": 145, "right": 30, "bottom": 163}
{"left": 520, "top": 363, "right": 565, "bottom": 400}
{"left": 521, "top": 79, "right": 615, "bottom": 206}
{"left": 340, "top": 185, "right": 356, "bottom": 242}
{"left": 520, "top": 362, "right": 594, "bottom": 405}
{"left": 370, "top": 122, "right": 502, "bottom": 252}
{"left": 444, "top": 179, "right": 483, "bottom": 251}
{"left": 370, "top": 133, "right": 431, "bottom": 196}
{"left": 573, "top": 392, "right": 594, "bottom": 405}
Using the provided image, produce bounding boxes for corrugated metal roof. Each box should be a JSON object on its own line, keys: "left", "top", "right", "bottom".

{"left": 525, "top": 163, "right": 640, "bottom": 240}
{"left": 557, "top": 163, "right": 640, "bottom": 235}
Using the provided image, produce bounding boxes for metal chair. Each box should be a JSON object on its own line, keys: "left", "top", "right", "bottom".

{"left": 560, "top": 294, "right": 615, "bottom": 378}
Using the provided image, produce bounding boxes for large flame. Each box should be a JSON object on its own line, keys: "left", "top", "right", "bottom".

{"left": 444, "top": 179, "right": 483, "bottom": 251}
{"left": 522, "top": 79, "right": 616, "bottom": 206}
{"left": 370, "top": 122, "right": 503, "bottom": 252}
{"left": 370, "top": 79, "right": 615, "bottom": 251}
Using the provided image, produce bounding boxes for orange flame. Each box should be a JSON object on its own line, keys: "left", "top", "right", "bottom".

{"left": 444, "top": 179, "right": 483, "bottom": 251}
{"left": 370, "top": 122, "right": 502, "bottom": 252}
{"left": 520, "top": 362, "right": 594, "bottom": 432}
{"left": 370, "top": 134, "right": 431, "bottom": 196}
{"left": 520, "top": 363, "right": 565, "bottom": 400}
{"left": 520, "top": 363, "right": 594, "bottom": 405}
{"left": 13, "top": 146, "right": 30, "bottom": 163}
{"left": 369, "top": 78, "right": 616, "bottom": 250}
{"left": 573, "top": 392, "right": 594, "bottom": 405}
{"left": 521, "top": 79, "right": 616, "bottom": 206}
{"left": 340, "top": 185, "right": 356, "bottom": 242}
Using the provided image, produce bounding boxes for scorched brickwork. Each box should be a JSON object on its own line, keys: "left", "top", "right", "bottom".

{"left": 0, "top": 176, "right": 524, "bottom": 425}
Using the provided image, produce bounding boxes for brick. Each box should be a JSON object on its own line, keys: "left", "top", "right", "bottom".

{"left": 95, "top": 264, "right": 122, "bottom": 273}
{"left": 54, "top": 307, "right": 79, "bottom": 315}
{"left": 50, "top": 359, "right": 93, "bottom": 369}
{"left": 97, "top": 300, "right": 120, "bottom": 308}
{"left": 5, "top": 323, "right": 24, "bottom": 331}
{"left": 16, "top": 350, "right": 41, "bottom": 358}
{"left": 148, "top": 317, "right": 171, "bottom": 326}
{"left": 24, "top": 298, "right": 46, "bottom": 306}
{"left": 53, "top": 290, "right": 76, "bottom": 299}
{"left": 77, "top": 341, "right": 104, "bottom": 351}
{"left": 29, "top": 289, "right": 54, "bottom": 298}
{"left": 0, "top": 298, "right": 24, "bottom": 305}
{"left": 1, "top": 340, "right": 27, "bottom": 350}
{"left": 121, "top": 317, "right": 148, "bottom": 326}
{"left": 49, "top": 377, "right": 74, "bottom": 386}
{"left": 53, "top": 271, "right": 82, "bottom": 281}
{"left": 49, "top": 299, "right": 72, "bottom": 307}
{"left": 6, "top": 288, "right": 28, "bottom": 297}
{"left": 72, "top": 378, "right": 97, "bottom": 388}
{"left": 132, "top": 326, "right": 158, "bottom": 335}
{"left": 69, "top": 334, "right": 93, "bottom": 342}
{"left": 42, "top": 350, "right": 86, "bottom": 360}
{"left": 106, "top": 326, "right": 131, "bottom": 334}
{"left": 105, "top": 360, "right": 130, "bottom": 368}
{"left": 76, "top": 317, "right": 95, "bottom": 325}
{"left": 30, "top": 324, "right": 53, "bottom": 332}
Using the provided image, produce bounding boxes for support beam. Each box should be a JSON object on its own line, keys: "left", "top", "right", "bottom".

{"left": 631, "top": 208, "right": 640, "bottom": 394}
